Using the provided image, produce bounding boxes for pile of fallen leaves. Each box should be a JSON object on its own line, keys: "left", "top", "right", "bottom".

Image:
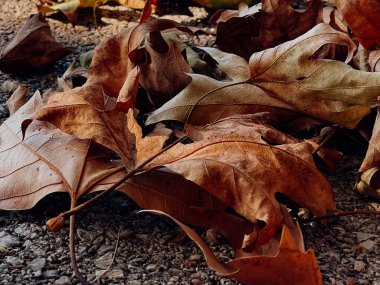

{"left": 1, "top": 0, "right": 380, "bottom": 284}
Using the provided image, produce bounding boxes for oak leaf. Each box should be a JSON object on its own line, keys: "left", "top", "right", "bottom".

{"left": 211, "top": 0, "right": 322, "bottom": 60}
{"left": 334, "top": 0, "right": 380, "bottom": 50}
{"left": 148, "top": 24, "right": 380, "bottom": 129}
{"left": 147, "top": 115, "right": 335, "bottom": 247}
{"left": 0, "top": 14, "right": 74, "bottom": 73}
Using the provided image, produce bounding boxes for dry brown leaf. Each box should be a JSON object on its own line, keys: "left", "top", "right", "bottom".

{"left": 87, "top": 19, "right": 191, "bottom": 99}
{"left": 148, "top": 24, "right": 380, "bottom": 129}
{"left": 211, "top": 0, "right": 322, "bottom": 60}
{"left": 0, "top": 92, "right": 126, "bottom": 210}
{"left": 147, "top": 115, "right": 335, "bottom": 247}
{"left": 121, "top": 169, "right": 252, "bottom": 248}
{"left": 23, "top": 20, "right": 192, "bottom": 169}
{"left": 146, "top": 47, "right": 298, "bottom": 126}
{"left": 0, "top": 14, "right": 74, "bottom": 73}
{"left": 22, "top": 84, "right": 136, "bottom": 170}
{"left": 57, "top": 61, "right": 88, "bottom": 92}
{"left": 334, "top": 0, "right": 380, "bottom": 50}
{"left": 137, "top": 31, "right": 192, "bottom": 107}
{"left": 6, "top": 85, "right": 28, "bottom": 115}
{"left": 144, "top": 208, "right": 322, "bottom": 285}
{"left": 356, "top": 109, "right": 380, "bottom": 200}
{"left": 369, "top": 49, "right": 380, "bottom": 72}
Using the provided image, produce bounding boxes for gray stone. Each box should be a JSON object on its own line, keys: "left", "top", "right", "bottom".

{"left": 43, "top": 270, "right": 59, "bottom": 278}
{"left": 54, "top": 276, "right": 71, "bottom": 285}
{"left": 0, "top": 233, "right": 20, "bottom": 248}
{"left": 95, "top": 269, "right": 124, "bottom": 280}
{"left": 95, "top": 252, "right": 113, "bottom": 269}
{"left": 358, "top": 239, "right": 377, "bottom": 251}
{"left": 354, "top": 261, "right": 366, "bottom": 272}
{"left": 5, "top": 256, "right": 23, "bottom": 266}
{"left": 28, "top": 257, "right": 46, "bottom": 271}
{"left": 145, "top": 264, "right": 157, "bottom": 271}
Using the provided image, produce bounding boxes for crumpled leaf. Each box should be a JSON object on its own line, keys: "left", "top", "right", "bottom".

{"left": 147, "top": 115, "right": 335, "bottom": 247}
{"left": 211, "top": 0, "right": 322, "bottom": 60}
{"left": 143, "top": 208, "right": 322, "bottom": 285}
{"left": 24, "top": 19, "right": 191, "bottom": 169}
{"left": 356, "top": 109, "right": 380, "bottom": 200}
{"left": 0, "top": 92, "right": 126, "bottom": 210}
{"left": 22, "top": 84, "right": 137, "bottom": 170}
{"left": 148, "top": 24, "right": 380, "bottom": 129}
{"left": 334, "top": 0, "right": 380, "bottom": 50}
{"left": 136, "top": 31, "right": 192, "bottom": 107}
{"left": 122, "top": 169, "right": 252, "bottom": 248}
{"left": 57, "top": 61, "right": 88, "bottom": 92}
{"left": 369, "top": 49, "right": 380, "bottom": 72}
{"left": 6, "top": 85, "right": 28, "bottom": 115}
{"left": 0, "top": 13, "right": 74, "bottom": 73}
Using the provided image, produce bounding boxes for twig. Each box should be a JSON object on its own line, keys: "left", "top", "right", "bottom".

{"left": 69, "top": 200, "right": 91, "bottom": 285}
{"left": 300, "top": 209, "right": 380, "bottom": 224}
{"left": 90, "top": 229, "right": 121, "bottom": 283}
{"left": 47, "top": 135, "right": 188, "bottom": 230}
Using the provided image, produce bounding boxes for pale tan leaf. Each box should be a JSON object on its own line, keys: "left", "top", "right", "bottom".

{"left": 6, "top": 85, "right": 28, "bottom": 115}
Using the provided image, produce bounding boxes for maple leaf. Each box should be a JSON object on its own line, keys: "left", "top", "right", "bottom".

{"left": 22, "top": 84, "right": 137, "bottom": 170}
{"left": 211, "top": 0, "right": 322, "bottom": 60}
{"left": 0, "top": 92, "right": 126, "bottom": 210}
{"left": 23, "top": 19, "right": 191, "bottom": 168}
{"left": 334, "top": 0, "right": 380, "bottom": 50}
{"left": 0, "top": 13, "right": 74, "bottom": 73}
{"left": 148, "top": 24, "right": 380, "bottom": 129}
{"left": 145, "top": 115, "right": 335, "bottom": 247}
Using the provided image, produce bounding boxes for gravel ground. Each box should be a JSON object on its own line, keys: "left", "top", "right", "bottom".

{"left": 0, "top": 1, "right": 379, "bottom": 284}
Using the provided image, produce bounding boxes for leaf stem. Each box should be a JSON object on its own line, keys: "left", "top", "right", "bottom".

{"left": 69, "top": 200, "right": 91, "bottom": 285}
{"left": 300, "top": 209, "right": 380, "bottom": 223}
{"left": 47, "top": 135, "right": 188, "bottom": 228}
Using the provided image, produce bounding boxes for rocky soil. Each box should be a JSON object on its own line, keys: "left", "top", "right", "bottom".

{"left": 0, "top": 1, "right": 379, "bottom": 284}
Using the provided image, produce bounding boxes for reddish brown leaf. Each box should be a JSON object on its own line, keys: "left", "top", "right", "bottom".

{"left": 147, "top": 115, "right": 335, "bottom": 247}
{"left": 211, "top": 0, "right": 322, "bottom": 60}
{"left": 145, "top": 208, "right": 322, "bottom": 285}
{"left": 137, "top": 31, "right": 192, "bottom": 107}
{"left": 0, "top": 14, "right": 74, "bottom": 73}
{"left": 334, "top": 0, "right": 380, "bottom": 50}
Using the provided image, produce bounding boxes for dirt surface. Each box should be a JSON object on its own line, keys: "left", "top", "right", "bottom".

{"left": 0, "top": 1, "right": 379, "bottom": 285}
